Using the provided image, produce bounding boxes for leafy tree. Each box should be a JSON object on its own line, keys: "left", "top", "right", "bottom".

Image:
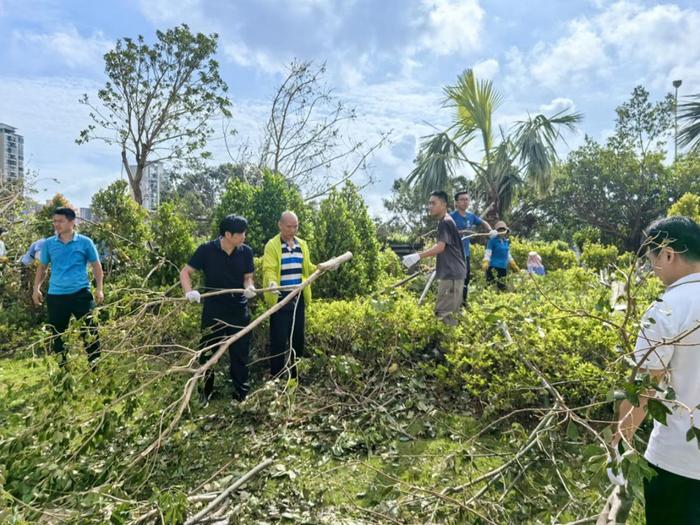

{"left": 149, "top": 201, "right": 197, "bottom": 285}
{"left": 313, "top": 182, "right": 380, "bottom": 299}
{"left": 84, "top": 180, "right": 151, "bottom": 275}
{"left": 609, "top": 85, "right": 674, "bottom": 157}
{"left": 163, "top": 162, "right": 263, "bottom": 235}
{"left": 535, "top": 138, "right": 673, "bottom": 251}
{"left": 517, "top": 86, "right": 684, "bottom": 249}
{"left": 212, "top": 169, "right": 311, "bottom": 255}
{"left": 668, "top": 192, "right": 700, "bottom": 222}
{"left": 669, "top": 152, "right": 700, "bottom": 195}
{"left": 408, "top": 69, "right": 581, "bottom": 222}
{"left": 33, "top": 193, "right": 72, "bottom": 238}
{"left": 77, "top": 25, "right": 231, "bottom": 205}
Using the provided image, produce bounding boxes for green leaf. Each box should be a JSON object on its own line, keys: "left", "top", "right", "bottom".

{"left": 566, "top": 419, "right": 580, "bottom": 440}
{"left": 685, "top": 426, "right": 700, "bottom": 449}
{"left": 647, "top": 399, "right": 672, "bottom": 426}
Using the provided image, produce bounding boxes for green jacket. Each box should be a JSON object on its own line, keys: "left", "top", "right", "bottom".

{"left": 262, "top": 234, "right": 316, "bottom": 308}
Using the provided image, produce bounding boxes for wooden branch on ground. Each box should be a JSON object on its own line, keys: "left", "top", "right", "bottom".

{"left": 184, "top": 458, "right": 274, "bottom": 525}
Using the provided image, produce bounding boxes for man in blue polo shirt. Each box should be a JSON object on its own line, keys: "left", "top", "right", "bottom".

{"left": 33, "top": 207, "right": 103, "bottom": 366}
{"left": 449, "top": 191, "right": 495, "bottom": 305}
{"left": 180, "top": 215, "right": 256, "bottom": 405}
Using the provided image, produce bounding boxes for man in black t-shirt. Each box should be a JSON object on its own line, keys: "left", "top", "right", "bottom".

{"left": 402, "top": 191, "right": 466, "bottom": 326}
{"left": 180, "top": 215, "right": 257, "bottom": 404}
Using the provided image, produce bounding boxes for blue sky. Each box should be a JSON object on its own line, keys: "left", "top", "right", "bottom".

{"left": 1, "top": 0, "right": 699, "bottom": 214}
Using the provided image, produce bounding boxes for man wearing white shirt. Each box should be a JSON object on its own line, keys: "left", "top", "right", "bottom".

{"left": 613, "top": 215, "right": 700, "bottom": 524}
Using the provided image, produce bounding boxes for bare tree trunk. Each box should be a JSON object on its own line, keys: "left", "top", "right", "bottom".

{"left": 121, "top": 149, "right": 143, "bottom": 205}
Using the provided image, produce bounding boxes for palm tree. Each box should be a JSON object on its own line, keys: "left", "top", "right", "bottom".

{"left": 678, "top": 94, "right": 700, "bottom": 152}
{"left": 407, "top": 69, "right": 582, "bottom": 222}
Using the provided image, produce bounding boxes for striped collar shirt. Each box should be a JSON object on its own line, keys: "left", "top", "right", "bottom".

{"left": 280, "top": 238, "right": 303, "bottom": 286}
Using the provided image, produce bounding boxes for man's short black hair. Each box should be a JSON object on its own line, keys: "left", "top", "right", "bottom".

{"left": 643, "top": 215, "right": 700, "bottom": 262}
{"left": 54, "top": 207, "right": 76, "bottom": 221}
{"left": 219, "top": 215, "right": 248, "bottom": 236}
{"left": 430, "top": 191, "right": 449, "bottom": 204}
{"left": 454, "top": 191, "right": 470, "bottom": 201}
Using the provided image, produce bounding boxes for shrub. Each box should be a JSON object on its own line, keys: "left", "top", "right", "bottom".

{"left": 442, "top": 268, "right": 625, "bottom": 415}
{"left": 82, "top": 180, "right": 151, "bottom": 275}
{"left": 668, "top": 192, "right": 700, "bottom": 222}
{"left": 312, "top": 182, "right": 381, "bottom": 299}
{"left": 148, "top": 202, "right": 197, "bottom": 285}
{"left": 573, "top": 226, "right": 601, "bottom": 251}
{"left": 581, "top": 242, "right": 619, "bottom": 272}
{"left": 306, "top": 294, "right": 443, "bottom": 362}
{"left": 212, "top": 169, "right": 312, "bottom": 255}
{"left": 306, "top": 265, "right": 658, "bottom": 417}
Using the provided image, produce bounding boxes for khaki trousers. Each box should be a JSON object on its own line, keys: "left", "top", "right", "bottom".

{"left": 435, "top": 279, "right": 462, "bottom": 326}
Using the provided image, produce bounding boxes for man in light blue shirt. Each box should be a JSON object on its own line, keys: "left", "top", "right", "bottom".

{"left": 449, "top": 191, "right": 495, "bottom": 305}
{"left": 20, "top": 238, "right": 46, "bottom": 266}
{"left": 33, "top": 207, "right": 104, "bottom": 367}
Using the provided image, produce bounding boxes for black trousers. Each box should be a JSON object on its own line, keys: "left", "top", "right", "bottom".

{"left": 269, "top": 295, "right": 305, "bottom": 379}
{"left": 46, "top": 288, "right": 100, "bottom": 365}
{"left": 486, "top": 266, "right": 507, "bottom": 291}
{"left": 462, "top": 256, "right": 472, "bottom": 305}
{"left": 644, "top": 463, "right": 700, "bottom": 524}
{"left": 200, "top": 307, "right": 250, "bottom": 400}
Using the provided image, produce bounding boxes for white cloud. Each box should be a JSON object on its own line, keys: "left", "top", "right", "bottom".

{"left": 473, "top": 58, "right": 499, "bottom": 80}
{"left": 0, "top": 76, "right": 120, "bottom": 206}
{"left": 539, "top": 97, "right": 575, "bottom": 113}
{"left": 530, "top": 19, "right": 608, "bottom": 87}
{"left": 138, "top": 0, "right": 206, "bottom": 27}
{"left": 12, "top": 26, "right": 112, "bottom": 68}
{"left": 418, "top": 0, "right": 484, "bottom": 56}
{"left": 223, "top": 42, "right": 286, "bottom": 75}
{"left": 521, "top": 1, "right": 700, "bottom": 92}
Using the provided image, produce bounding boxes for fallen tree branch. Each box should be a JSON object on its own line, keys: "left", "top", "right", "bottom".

{"left": 131, "top": 252, "right": 353, "bottom": 466}
{"left": 184, "top": 458, "right": 274, "bottom": 524}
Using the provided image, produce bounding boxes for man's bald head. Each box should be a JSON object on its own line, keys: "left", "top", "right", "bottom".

{"left": 280, "top": 211, "right": 298, "bottom": 223}
{"left": 279, "top": 210, "right": 299, "bottom": 242}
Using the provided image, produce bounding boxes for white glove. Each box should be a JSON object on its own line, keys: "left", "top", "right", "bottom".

{"left": 243, "top": 284, "right": 257, "bottom": 299}
{"left": 185, "top": 290, "right": 201, "bottom": 303}
{"left": 489, "top": 229, "right": 498, "bottom": 239}
{"left": 402, "top": 253, "right": 420, "bottom": 269}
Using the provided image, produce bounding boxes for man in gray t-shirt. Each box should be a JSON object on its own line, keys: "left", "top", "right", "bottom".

{"left": 436, "top": 212, "right": 467, "bottom": 281}
{"left": 402, "top": 191, "right": 466, "bottom": 325}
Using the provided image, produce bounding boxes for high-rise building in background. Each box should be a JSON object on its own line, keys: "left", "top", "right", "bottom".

{"left": 0, "top": 123, "right": 24, "bottom": 183}
{"left": 129, "top": 162, "right": 164, "bottom": 211}
{"left": 78, "top": 207, "right": 95, "bottom": 223}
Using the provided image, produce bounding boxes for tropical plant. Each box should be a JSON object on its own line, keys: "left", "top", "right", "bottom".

{"left": 678, "top": 93, "right": 700, "bottom": 152}
{"left": 407, "top": 69, "right": 582, "bottom": 221}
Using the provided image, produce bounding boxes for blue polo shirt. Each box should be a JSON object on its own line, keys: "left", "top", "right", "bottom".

{"left": 449, "top": 210, "right": 483, "bottom": 258}
{"left": 486, "top": 237, "right": 511, "bottom": 270}
{"left": 40, "top": 233, "right": 99, "bottom": 295}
